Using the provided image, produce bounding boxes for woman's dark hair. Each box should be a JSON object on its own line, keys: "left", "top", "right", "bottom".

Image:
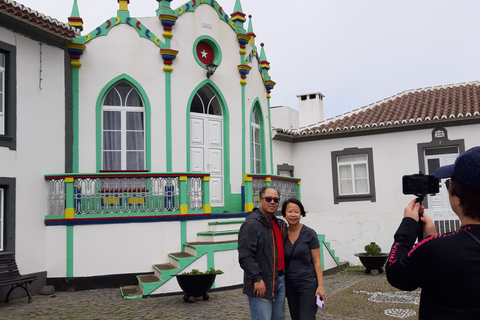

{"left": 281, "top": 198, "right": 306, "bottom": 217}
{"left": 450, "top": 177, "right": 480, "bottom": 220}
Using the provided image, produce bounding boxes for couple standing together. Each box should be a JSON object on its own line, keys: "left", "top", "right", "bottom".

{"left": 238, "top": 187, "right": 327, "bottom": 320}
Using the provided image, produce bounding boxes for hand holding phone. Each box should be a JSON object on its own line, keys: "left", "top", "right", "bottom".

{"left": 316, "top": 295, "right": 324, "bottom": 309}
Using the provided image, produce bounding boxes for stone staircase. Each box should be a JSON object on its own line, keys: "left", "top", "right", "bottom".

{"left": 120, "top": 220, "right": 244, "bottom": 299}
{"left": 120, "top": 219, "right": 343, "bottom": 299}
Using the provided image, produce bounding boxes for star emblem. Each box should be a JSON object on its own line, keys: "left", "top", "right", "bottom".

{"left": 201, "top": 50, "right": 208, "bottom": 58}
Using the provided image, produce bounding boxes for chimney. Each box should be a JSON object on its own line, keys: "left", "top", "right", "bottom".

{"left": 297, "top": 92, "right": 325, "bottom": 127}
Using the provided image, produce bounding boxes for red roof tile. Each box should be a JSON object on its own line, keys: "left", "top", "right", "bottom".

{"left": 281, "top": 81, "right": 480, "bottom": 136}
{"left": 0, "top": 0, "right": 76, "bottom": 39}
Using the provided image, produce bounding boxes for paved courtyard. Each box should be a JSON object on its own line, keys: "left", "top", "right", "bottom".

{"left": 0, "top": 267, "right": 420, "bottom": 320}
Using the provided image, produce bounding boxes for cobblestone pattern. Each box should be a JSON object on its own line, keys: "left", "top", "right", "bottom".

{"left": 0, "top": 267, "right": 418, "bottom": 320}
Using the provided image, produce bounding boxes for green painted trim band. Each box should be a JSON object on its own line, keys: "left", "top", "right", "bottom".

{"left": 208, "top": 220, "right": 244, "bottom": 225}
{"left": 196, "top": 230, "right": 239, "bottom": 236}
{"left": 66, "top": 225, "right": 74, "bottom": 277}
{"left": 165, "top": 71, "right": 172, "bottom": 172}
{"left": 181, "top": 220, "right": 187, "bottom": 252}
{"left": 72, "top": 68, "right": 79, "bottom": 173}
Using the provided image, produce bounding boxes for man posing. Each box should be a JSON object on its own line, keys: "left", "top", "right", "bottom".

{"left": 238, "top": 187, "right": 286, "bottom": 320}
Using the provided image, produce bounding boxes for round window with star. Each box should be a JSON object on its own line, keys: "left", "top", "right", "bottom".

{"left": 193, "top": 36, "right": 222, "bottom": 70}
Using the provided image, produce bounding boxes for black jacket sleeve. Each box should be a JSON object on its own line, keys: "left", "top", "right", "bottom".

{"left": 238, "top": 220, "right": 263, "bottom": 283}
{"left": 386, "top": 217, "right": 423, "bottom": 291}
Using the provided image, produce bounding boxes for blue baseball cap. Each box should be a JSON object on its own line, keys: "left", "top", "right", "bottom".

{"left": 434, "top": 146, "right": 480, "bottom": 192}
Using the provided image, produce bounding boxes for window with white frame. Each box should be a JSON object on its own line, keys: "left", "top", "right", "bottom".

{"left": 337, "top": 154, "right": 369, "bottom": 195}
{"left": 0, "top": 188, "right": 4, "bottom": 251}
{"left": 102, "top": 82, "right": 145, "bottom": 171}
{"left": 251, "top": 107, "right": 262, "bottom": 173}
{"left": 0, "top": 52, "right": 5, "bottom": 135}
{"left": 331, "top": 147, "right": 376, "bottom": 204}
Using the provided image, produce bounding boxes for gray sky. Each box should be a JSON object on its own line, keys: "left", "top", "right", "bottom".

{"left": 18, "top": 0, "right": 480, "bottom": 119}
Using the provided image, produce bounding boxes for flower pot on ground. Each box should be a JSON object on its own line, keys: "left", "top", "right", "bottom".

{"left": 354, "top": 242, "right": 389, "bottom": 274}
{"left": 175, "top": 268, "right": 223, "bottom": 303}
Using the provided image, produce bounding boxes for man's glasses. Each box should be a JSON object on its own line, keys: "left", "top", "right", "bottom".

{"left": 261, "top": 197, "right": 280, "bottom": 203}
{"left": 445, "top": 179, "right": 451, "bottom": 190}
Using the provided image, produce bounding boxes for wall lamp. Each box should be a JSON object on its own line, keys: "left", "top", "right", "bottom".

{"left": 206, "top": 61, "right": 218, "bottom": 79}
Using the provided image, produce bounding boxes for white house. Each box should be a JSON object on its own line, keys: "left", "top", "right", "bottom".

{"left": 0, "top": 0, "right": 76, "bottom": 298}
{"left": 273, "top": 82, "right": 480, "bottom": 264}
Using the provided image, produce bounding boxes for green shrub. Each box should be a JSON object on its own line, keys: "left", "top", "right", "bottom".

{"left": 364, "top": 242, "right": 381, "bottom": 256}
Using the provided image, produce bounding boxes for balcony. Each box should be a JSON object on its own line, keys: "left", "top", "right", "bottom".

{"left": 45, "top": 172, "right": 211, "bottom": 219}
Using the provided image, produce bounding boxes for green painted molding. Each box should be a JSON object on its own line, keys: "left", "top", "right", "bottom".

{"left": 66, "top": 226, "right": 74, "bottom": 277}
{"left": 267, "top": 98, "right": 273, "bottom": 173}
{"left": 248, "top": 99, "right": 267, "bottom": 173}
{"left": 192, "top": 36, "right": 223, "bottom": 69}
{"left": 165, "top": 71, "right": 172, "bottom": 172}
{"left": 72, "top": 68, "right": 80, "bottom": 173}
{"left": 77, "top": 16, "right": 165, "bottom": 49}
{"left": 95, "top": 74, "right": 152, "bottom": 172}
{"left": 174, "top": 0, "right": 235, "bottom": 31}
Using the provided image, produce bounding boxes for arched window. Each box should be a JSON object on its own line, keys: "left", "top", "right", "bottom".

{"left": 102, "top": 81, "right": 145, "bottom": 170}
{"left": 251, "top": 107, "right": 262, "bottom": 173}
{"left": 190, "top": 85, "right": 222, "bottom": 115}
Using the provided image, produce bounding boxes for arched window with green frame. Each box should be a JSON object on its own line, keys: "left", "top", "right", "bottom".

{"left": 101, "top": 81, "right": 145, "bottom": 171}
{"left": 250, "top": 103, "right": 265, "bottom": 173}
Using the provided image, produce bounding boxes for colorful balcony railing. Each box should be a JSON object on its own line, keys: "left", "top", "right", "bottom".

{"left": 44, "top": 172, "right": 211, "bottom": 217}
{"left": 243, "top": 174, "right": 301, "bottom": 211}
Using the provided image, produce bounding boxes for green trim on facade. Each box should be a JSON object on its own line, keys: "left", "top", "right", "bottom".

{"left": 192, "top": 35, "right": 223, "bottom": 69}
{"left": 75, "top": 17, "right": 165, "bottom": 49}
{"left": 241, "top": 85, "right": 246, "bottom": 176}
{"left": 174, "top": 1, "right": 235, "bottom": 31}
{"left": 165, "top": 71, "right": 172, "bottom": 172}
{"left": 72, "top": 68, "right": 80, "bottom": 173}
{"left": 267, "top": 98, "right": 273, "bottom": 173}
{"left": 95, "top": 74, "right": 152, "bottom": 172}
{"left": 181, "top": 220, "right": 187, "bottom": 252}
{"left": 67, "top": 225, "right": 74, "bottom": 277}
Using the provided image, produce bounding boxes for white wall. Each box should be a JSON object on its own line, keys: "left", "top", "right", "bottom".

{"left": 270, "top": 106, "right": 299, "bottom": 130}
{"left": 273, "top": 124, "right": 480, "bottom": 265}
{"left": 0, "top": 27, "right": 66, "bottom": 274}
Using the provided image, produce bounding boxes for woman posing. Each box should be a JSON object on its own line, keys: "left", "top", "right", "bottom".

{"left": 282, "top": 198, "right": 327, "bottom": 320}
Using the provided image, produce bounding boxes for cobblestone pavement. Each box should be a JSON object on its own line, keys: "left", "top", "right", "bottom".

{"left": 0, "top": 267, "right": 420, "bottom": 320}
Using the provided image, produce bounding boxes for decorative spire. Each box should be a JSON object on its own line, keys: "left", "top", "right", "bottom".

{"left": 259, "top": 43, "right": 275, "bottom": 97}
{"left": 68, "top": 0, "right": 83, "bottom": 34}
{"left": 247, "top": 15, "right": 256, "bottom": 45}
{"left": 231, "top": 0, "right": 246, "bottom": 29}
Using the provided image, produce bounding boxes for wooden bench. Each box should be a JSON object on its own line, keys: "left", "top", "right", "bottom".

{"left": 0, "top": 257, "right": 37, "bottom": 303}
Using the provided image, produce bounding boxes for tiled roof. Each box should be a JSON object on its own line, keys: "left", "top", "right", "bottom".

{"left": 0, "top": 0, "right": 76, "bottom": 39}
{"left": 280, "top": 81, "right": 480, "bottom": 136}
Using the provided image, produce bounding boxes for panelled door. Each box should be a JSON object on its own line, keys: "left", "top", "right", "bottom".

{"left": 190, "top": 114, "right": 224, "bottom": 206}
{"left": 425, "top": 147, "right": 459, "bottom": 234}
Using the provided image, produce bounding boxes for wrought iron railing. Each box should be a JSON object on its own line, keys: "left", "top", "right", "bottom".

{"left": 45, "top": 173, "right": 209, "bottom": 216}
{"left": 244, "top": 174, "right": 301, "bottom": 211}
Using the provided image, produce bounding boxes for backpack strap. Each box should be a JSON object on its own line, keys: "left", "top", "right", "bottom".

{"left": 460, "top": 228, "right": 480, "bottom": 246}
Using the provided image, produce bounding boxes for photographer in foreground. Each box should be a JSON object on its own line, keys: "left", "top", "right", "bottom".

{"left": 386, "top": 146, "right": 480, "bottom": 319}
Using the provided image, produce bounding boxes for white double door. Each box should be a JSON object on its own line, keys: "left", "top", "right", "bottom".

{"left": 425, "top": 149, "right": 459, "bottom": 232}
{"left": 190, "top": 114, "right": 224, "bottom": 206}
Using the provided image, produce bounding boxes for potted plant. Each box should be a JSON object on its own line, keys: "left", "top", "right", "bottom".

{"left": 176, "top": 268, "right": 224, "bottom": 303}
{"left": 354, "top": 242, "right": 389, "bottom": 274}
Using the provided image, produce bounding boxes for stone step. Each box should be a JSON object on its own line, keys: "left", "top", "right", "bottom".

{"left": 208, "top": 220, "right": 244, "bottom": 232}
{"left": 196, "top": 230, "right": 239, "bottom": 242}
{"left": 168, "top": 251, "right": 196, "bottom": 269}
{"left": 120, "top": 285, "right": 143, "bottom": 299}
{"left": 138, "top": 274, "right": 162, "bottom": 295}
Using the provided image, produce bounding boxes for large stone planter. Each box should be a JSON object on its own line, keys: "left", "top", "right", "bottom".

{"left": 176, "top": 274, "right": 217, "bottom": 303}
{"left": 354, "top": 253, "right": 389, "bottom": 274}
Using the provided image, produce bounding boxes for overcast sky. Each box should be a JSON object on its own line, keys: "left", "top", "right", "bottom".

{"left": 17, "top": 0, "right": 480, "bottom": 119}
